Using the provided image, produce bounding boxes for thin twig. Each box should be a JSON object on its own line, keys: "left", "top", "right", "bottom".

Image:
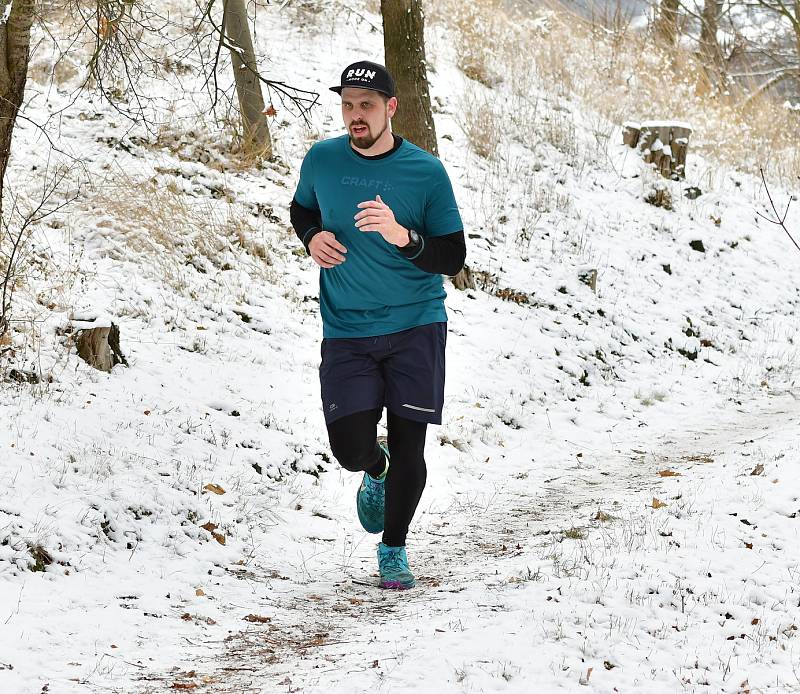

{"left": 757, "top": 168, "right": 800, "bottom": 253}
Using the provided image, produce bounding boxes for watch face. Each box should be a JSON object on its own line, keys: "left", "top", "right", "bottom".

{"left": 409, "top": 229, "right": 421, "bottom": 245}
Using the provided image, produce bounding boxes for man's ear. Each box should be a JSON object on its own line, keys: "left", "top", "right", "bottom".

{"left": 387, "top": 96, "right": 398, "bottom": 118}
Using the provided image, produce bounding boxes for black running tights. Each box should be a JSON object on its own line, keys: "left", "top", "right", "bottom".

{"left": 326, "top": 409, "right": 427, "bottom": 547}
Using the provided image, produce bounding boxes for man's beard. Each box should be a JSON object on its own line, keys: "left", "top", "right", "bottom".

{"left": 349, "top": 120, "right": 388, "bottom": 150}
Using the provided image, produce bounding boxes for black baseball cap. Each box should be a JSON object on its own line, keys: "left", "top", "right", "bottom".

{"left": 329, "top": 61, "right": 396, "bottom": 98}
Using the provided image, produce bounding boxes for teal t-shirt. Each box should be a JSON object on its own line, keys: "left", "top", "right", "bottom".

{"left": 294, "top": 135, "right": 463, "bottom": 338}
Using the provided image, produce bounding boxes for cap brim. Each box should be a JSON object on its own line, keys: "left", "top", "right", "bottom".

{"left": 329, "top": 85, "right": 394, "bottom": 97}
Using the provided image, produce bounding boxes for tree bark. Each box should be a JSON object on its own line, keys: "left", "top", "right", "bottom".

{"left": 380, "top": 0, "right": 438, "bottom": 157}
{"left": 699, "top": 0, "right": 724, "bottom": 84}
{"left": 76, "top": 326, "right": 113, "bottom": 373}
{"left": 0, "top": 0, "right": 35, "bottom": 188}
{"left": 654, "top": 0, "right": 680, "bottom": 47}
{"left": 222, "top": 0, "right": 272, "bottom": 157}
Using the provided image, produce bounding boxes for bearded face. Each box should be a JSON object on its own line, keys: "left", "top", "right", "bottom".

{"left": 341, "top": 88, "right": 396, "bottom": 151}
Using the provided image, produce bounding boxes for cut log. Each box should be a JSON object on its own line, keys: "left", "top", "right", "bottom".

{"left": 69, "top": 311, "right": 126, "bottom": 372}
{"left": 451, "top": 265, "right": 476, "bottom": 291}
{"left": 578, "top": 268, "right": 598, "bottom": 293}
{"left": 636, "top": 120, "right": 692, "bottom": 179}
{"left": 76, "top": 326, "right": 113, "bottom": 372}
{"left": 622, "top": 122, "right": 641, "bottom": 148}
{"left": 108, "top": 323, "right": 128, "bottom": 367}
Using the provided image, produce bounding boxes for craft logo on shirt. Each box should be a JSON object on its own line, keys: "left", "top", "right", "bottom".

{"left": 346, "top": 68, "right": 377, "bottom": 82}
{"left": 340, "top": 176, "right": 394, "bottom": 192}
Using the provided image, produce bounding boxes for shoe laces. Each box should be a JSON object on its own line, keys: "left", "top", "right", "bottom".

{"left": 362, "top": 473, "right": 383, "bottom": 502}
{"left": 380, "top": 547, "right": 407, "bottom": 573}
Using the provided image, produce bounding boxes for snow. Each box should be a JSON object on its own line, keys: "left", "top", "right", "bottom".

{"left": 0, "top": 1, "right": 799, "bottom": 693}
{"left": 640, "top": 120, "right": 694, "bottom": 132}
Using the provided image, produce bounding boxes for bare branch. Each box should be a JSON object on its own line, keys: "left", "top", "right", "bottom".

{"left": 757, "top": 168, "right": 800, "bottom": 253}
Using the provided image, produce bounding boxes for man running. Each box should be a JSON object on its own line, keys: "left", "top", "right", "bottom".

{"left": 290, "top": 60, "right": 465, "bottom": 589}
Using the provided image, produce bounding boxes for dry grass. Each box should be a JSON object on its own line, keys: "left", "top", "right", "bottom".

{"left": 428, "top": 0, "right": 800, "bottom": 183}
{"left": 428, "top": 0, "right": 509, "bottom": 88}
{"left": 456, "top": 86, "right": 500, "bottom": 159}
{"left": 82, "top": 171, "right": 274, "bottom": 295}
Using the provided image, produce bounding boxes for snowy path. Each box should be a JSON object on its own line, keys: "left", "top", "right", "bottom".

{"left": 136, "top": 393, "right": 800, "bottom": 693}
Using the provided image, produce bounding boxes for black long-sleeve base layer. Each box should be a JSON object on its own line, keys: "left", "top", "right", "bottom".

{"left": 326, "top": 408, "right": 427, "bottom": 548}
{"left": 290, "top": 197, "right": 466, "bottom": 276}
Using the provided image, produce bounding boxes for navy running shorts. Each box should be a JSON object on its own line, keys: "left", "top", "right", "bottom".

{"left": 319, "top": 322, "right": 447, "bottom": 425}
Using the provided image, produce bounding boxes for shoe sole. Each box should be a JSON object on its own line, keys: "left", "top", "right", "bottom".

{"left": 379, "top": 580, "right": 415, "bottom": 590}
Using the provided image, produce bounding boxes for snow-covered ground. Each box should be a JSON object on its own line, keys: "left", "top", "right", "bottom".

{"left": 1, "top": 2, "right": 799, "bottom": 693}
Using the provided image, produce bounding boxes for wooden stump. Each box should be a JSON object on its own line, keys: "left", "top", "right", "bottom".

{"left": 578, "top": 268, "right": 598, "bottom": 293}
{"left": 622, "top": 122, "right": 641, "bottom": 148}
{"left": 70, "top": 311, "right": 126, "bottom": 372}
{"left": 76, "top": 326, "right": 113, "bottom": 372}
{"left": 108, "top": 323, "right": 128, "bottom": 367}
{"left": 622, "top": 120, "right": 692, "bottom": 179}
{"left": 451, "top": 265, "right": 476, "bottom": 291}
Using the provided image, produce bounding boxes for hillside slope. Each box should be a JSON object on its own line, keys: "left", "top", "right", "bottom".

{"left": 1, "top": 2, "right": 798, "bottom": 693}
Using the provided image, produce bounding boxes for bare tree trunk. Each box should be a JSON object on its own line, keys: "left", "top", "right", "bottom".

{"left": 380, "top": 0, "right": 438, "bottom": 157}
{"left": 0, "top": 0, "right": 35, "bottom": 187}
{"left": 699, "top": 0, "right": 724, "bottom": 84}
{"left": 222, "top": 0, "right": 272, "bottom": 157}
{"left": 654, "top": 0, "right": 680, "bottom": 47}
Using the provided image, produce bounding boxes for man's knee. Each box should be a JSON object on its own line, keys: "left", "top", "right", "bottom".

{"left": 326, "top": 409, "right": 382, "bottom": 473}
{"left": 330, "top": 436, "right": 378, "bottom": 472}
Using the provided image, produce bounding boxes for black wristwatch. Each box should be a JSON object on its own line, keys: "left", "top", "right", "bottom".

{"left": 405, "top": 228, "right": 421, "bottom": 249}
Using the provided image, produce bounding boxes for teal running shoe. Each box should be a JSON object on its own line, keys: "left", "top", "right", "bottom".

{"left": 377, "top": 542, "right": 415, "bottom": 590}
{"left": 356, "top": 438, "right": 389, "bottom": 534}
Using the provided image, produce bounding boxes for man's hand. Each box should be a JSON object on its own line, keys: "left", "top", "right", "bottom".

{"left": 309, "top": 231, "right": 347, "bottom": 268}
{"left": 354, "top": 195, "right": 409, "bottom": 247}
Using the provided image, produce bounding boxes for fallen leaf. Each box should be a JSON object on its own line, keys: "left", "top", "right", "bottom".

{"left": 371, "top": 660, "right": 379, "bottom": 668}
{"left": 203, "top": 483, "right": 225, "bottom": 495}
{"left": 204, "top": 617, "right": 216, "bottom": 625}
{"left": 243, "top": 614, "right": 271, "bottom": 623}
{"left": 143, "top": 410, "right": 151, "bottom": 416}
{"left": 263, "top": 104, "right": 278, "bottom": 117}
{"left": 652, "top": 497, "right": 667, "bottom": 509}
{"left": 684, "top": 454, "right": 714, "bottom": 464}
{"left": 181, "top": 613, "right": 193, "bottom": 621}
{"left": 348, "top": 597, "right": 363, "bottom": 605}
{"left": 750, "top": 464, "right": 765, "bottom": 476}
{"left": 171, "top": 684, "right": 197, "bottom": 691}
{"left": 195, "top": 588, "right": 205, "bottom": 597}
{"left": 658, "top": 469, "right": 681, "bottom": 477}
{"left": 211, "top": 532, "right": 226, "bottom": 545}
{"left": 603, "top": 660, "right": 615, "bottom": 670}
{"left": 200, "top": 522, "right": 218, "bottom": 533}
{"left": 751, "top": 618, "right": 760, "bottom": 625}
{"left": 592, "top": 510, "right": 611, "bottom": 521}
